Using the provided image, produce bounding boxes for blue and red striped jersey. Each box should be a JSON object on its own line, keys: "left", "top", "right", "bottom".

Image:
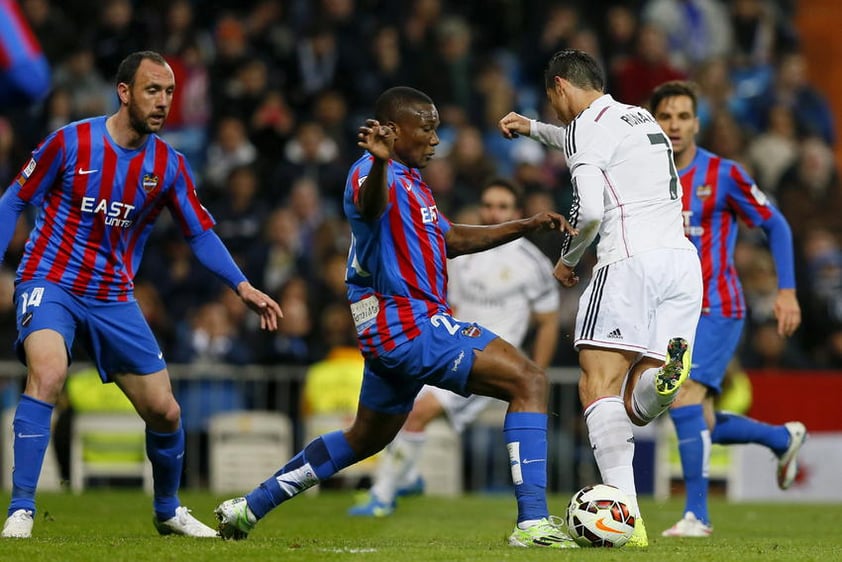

{"left": 680, "top": 147, "right": 778, "bottom": 318}
{"left": 0, "top": 0, "right": 41, "bottom": 70}
{"left": 344, "top": 153, "right": 452, "bottom": 357}
{"left": 8, "top": 116, "right": 215, "bottom": 301}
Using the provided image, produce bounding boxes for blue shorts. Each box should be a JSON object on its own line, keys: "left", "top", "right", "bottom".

{"left": 690, "top": 313, "right": 745, "bottom": 393}
{"left": 360, "top": 315, "right": 498, "bottom": 414}
{"left": 14, "top": 280, "right": 166, "bottom": 382}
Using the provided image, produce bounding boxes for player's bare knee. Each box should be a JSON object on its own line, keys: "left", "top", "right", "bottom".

{"left": 139, "top": 397, "right": 181, "bottom": 431}
{"left": 511, "top": 363, "right": 548, "bottom": 404}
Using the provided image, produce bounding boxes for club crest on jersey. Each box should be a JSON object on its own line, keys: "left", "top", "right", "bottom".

{"left": 696, "top": 184, "right": 712, "bottom": 200}
{"left": 461, "top": 325, "right": 483, "bottom": 338}
{"left": 142, "top": 174, "right": 159, "bottom": 193}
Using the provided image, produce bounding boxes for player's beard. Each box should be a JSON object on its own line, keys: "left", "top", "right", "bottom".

{"left": 128, "top": 103, "right": 163, "bottom": 136}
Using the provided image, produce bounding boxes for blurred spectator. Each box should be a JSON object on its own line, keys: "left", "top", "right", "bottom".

{"left": 448, "top": 124, "right": 497, "bottom": 197}
{"left": 209, "top": 165, "right": 267, "bottom": 260}
{"left": 417, "top": 16, "right": 476, "bottom": 125}
{"left": 19, "top": 0, "right": 77, "bottom": 66}
{"left": 776, "top": 137, "right": 842, "bottom": 239}
{"left": 162, "top": 41, "right": 211, "bottom": 169}
{"left": 700, "top": 110, "right": 750, "bottom": 167}
{"left": 287, "top": 176, "right": 334, "bottom": 259}
{"left": 798, "top": 227, "right": 842, "bottom": 364}
{"left": 747, "top": 103, "right": 799, "bottom": 193}
{"left": 208, "top": 14, "right": 251, "bottom": 119}
{"left": 242, "top": 0, "right": 296, "bottom": 73}
{"left": 170, "top": 299, "right": 254, "bottom": 365}
{"left": 0, "top": 117, "right": 27, "bottom": 188}
{"left": 599, "top": 4, "right": 638, "bottom": 88}
{"left": 154, "top": 0, "right": 213, "bottom": 60}
{"left": 257, "top": 276, "right": 314, "bottom": 365}
{"left": 284, "top": 22, "right": 343, "bottom": 112}
{"left": 642, "top": 0, "right": 733, "bottom": 72}
{"left": 222, "top": 57, "right": 271, "bottom": 124}
{"left": 245, "top": 207, "right": 307, "bottom": 297}
{"left": 250, "top": 89, "right": 297, "bottom": 182}
{"left": 753, "top": 51, "right": 836, "bottom": 145}
{"left": 692, "top": 57, "right": 755, "bottom": 133}
{"left": 270, "top": 121, "right": 346, "bottom": 204}
{"left": 203, "top": 115, "right": 258, "bottom": 195}
{"left": 312, "top": 90, "right": 353, "bottom": 163}
{"left": 521, "top": 3, "right": 581, "bottom": 95}
{"left": 91, "top": 0, "right": 147, "bottom": 80}
{"left": 352, "top": 24, "right": 412, "bottom": 112}
{"left": 51, "top": 46, "right": 111, "bottom": 120}
{"left": 0, "top": 268, "right": 17, "bottom": 360}
{"left": 612, "top": 23, "right": 686, "bottom": 106}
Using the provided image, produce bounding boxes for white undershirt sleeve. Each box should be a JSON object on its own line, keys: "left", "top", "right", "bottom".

{"left": 561, "top": 163, "right": 605, "bottom": 267}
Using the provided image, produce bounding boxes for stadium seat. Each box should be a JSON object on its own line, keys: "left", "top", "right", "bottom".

{"left": 208, "top": 411, "right": 293, "bottom": 494}
{"left": 70, "top": 412, "right": 152, "bottom": 493}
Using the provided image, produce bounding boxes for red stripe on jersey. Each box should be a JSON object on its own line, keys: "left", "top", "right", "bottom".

{"left": 20, "top": 131, "right": 66, "bottom": 280}
{"left": 699, "top": 159, "right": 719, "bottom": 312}
{"left": 177, "top": 154, "right": 214, "bottom": 232}
{"left": 8, "top": 0, "right": 40, "bottom": 56}
{"left": 19, "top": 130, "right": 63, "bottom": 201}
{"left": 729, "top": 164, "right": 772, "bottom": 225}
{"left": 47, "top": 122, "right": 92, "bottom": 284}
{"left": 96, "top": 151, "right": 143, "bottom": 300}
{"left": 702, "top": 156, "right": 733, "bottom": 317}
{"left": 387, "top": 187, "right": 429, "bottom": 339}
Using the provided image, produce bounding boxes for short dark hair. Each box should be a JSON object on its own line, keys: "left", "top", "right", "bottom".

{"left": 544, "top": 49, "right": 604, "bottom": 91}
{"left": 374, "top": 86, "right": 434, "bottom": 123}
{"left": 481, "top": 177, "right": 524, "bottom": 209}
{"left": 649, "top": 81, "right": 699, "bottom": 116}
{"left": 115, "top": 51, "right": 168, "bottom": 86}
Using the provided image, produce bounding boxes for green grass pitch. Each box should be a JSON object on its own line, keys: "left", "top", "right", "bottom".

{"left": 0, "top": 490, "right": 841, "bottom": 561}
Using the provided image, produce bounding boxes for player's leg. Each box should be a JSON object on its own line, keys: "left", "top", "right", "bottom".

{"left": 660, "top": 314, "right": 733, "bottom": 536}
{"left": 4, "top": 282, "right": 77, "bottom": 539}
{"left": 217, "top": 403, "right": 408, "bottom": 539}
{"left": 217, "top": 357, "right": 417, "bottom": 539}
{"left": 94, "top": 299, "right": 214, "bottom": 537}
{"left": 465, "top": 338, "right": 574, "bottom": 548}
{"left": 711, "top": 414, "right": 805, "bottom": 489}
{"left": 624, "top": 249, "right": 702, "bottom": 426}
{"left": 351, "top": 388, "right": 443, "bottom": 515}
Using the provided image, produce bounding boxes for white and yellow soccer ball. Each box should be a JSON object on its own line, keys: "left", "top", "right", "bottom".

{"left": 566, "top": 484, "right": 635, "bottom": 547}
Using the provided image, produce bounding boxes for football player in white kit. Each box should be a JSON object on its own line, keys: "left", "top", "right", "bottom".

{"left": 349, "top": 178, "right": 562, "bottom": 517}
{"left": 499, "top": 49, "right": 704, "bottom": 547}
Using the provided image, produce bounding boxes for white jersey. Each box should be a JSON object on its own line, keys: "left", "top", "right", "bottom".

{"left": 531, "top": 94, "right": 695, "bottom": 269}
{"left": 447, "top": 238, "right": 559, "bottom": 347}
{"left": 423, "top": 238, "right": 559, "bottom": 433}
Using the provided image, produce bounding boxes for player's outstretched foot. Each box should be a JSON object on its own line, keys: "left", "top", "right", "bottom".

{"left": 655, "top": 337, "right": 691, "bottom": 396}
{"left": 396, "top": 476, "right": 425, "bottom": 498}
{"left": 153, "top": 506, "right": 218, "bottom": 537}
{"left": 508, "top": 516, "right": 579, "bottom": 548}
{"left": 778, "top": 421, "right": 808, "bottom": 490}
{"left": 1, "top": 509, "right": 33, "bottom": 538}
{"left": 347, "top": 493, "right": 396, "bottom": 517}
{"left": 215, "top": 497, "right": 257, "bottom": 540}
{"left": 661, "top": 511, "right": 713, "bottom": 537}
{"left": 626, "top": 516, "right": 648, "bottom": 547}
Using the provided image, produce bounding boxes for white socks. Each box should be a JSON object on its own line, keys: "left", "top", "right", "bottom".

{"left": 631, "top": 367, "right": 675, "bottom": 424}
{"left": 370, "top": 430, "right": 426, "bottom": 503}
{"left": 584, "top": 396, "right": 640, "bottom": 517}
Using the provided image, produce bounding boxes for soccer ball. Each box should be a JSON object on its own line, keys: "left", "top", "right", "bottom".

{"left": 566, "top": 484, "right": 636, "bottom": 547}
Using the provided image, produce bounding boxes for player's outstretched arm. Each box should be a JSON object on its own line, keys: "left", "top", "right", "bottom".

{"left": 445, "top": 211, "right": 577, "bottom": 258}
{"left": 236, "top": 281, "right": 284, "bottom": 332}
{"left": 498, "top": 112, "right": 531, "bottom": 139}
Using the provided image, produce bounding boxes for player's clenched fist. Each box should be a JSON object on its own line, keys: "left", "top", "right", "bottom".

{"left": 498, "top": 111, "right": 532, "bottom": 139}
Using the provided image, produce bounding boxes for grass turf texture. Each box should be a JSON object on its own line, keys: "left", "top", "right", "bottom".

{"left": 1, "top": 490, "right": 840, "bottom": 561}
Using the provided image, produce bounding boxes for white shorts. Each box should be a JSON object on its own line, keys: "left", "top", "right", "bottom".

{"left": 574, "top": 248, "right": 702, "bottom": 361}
{"left": 418, "top": 385, "right": 504, "bottom": 433}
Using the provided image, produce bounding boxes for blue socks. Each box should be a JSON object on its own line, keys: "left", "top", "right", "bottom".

{"left": 670, "top": 404, "right": 710, "bottom": 524}
{"left": 9, "top": 395, "right": 53, "bottom": 516}
{"left": 146, "top": 425, "right": 185, "bottom": 521}
{"left": 246, "top": 431, "right": 357, "bottom": 519}
{"left": 711, "top": 412, "right": 790, "bottom": 455}
{"left": 503, "top": 412, "right": 548, "bottom": 524}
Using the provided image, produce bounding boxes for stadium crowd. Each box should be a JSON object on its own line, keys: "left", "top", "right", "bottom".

{"left": 0, "top": 0, "right": 838, "bottom": 370}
